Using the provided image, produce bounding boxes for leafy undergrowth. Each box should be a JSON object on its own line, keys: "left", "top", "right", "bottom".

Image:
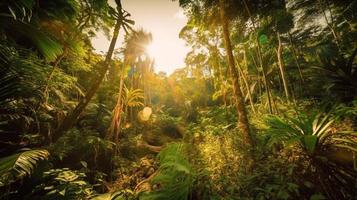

{"left": 107, "top": 156, "right": 157, "bottom": 193}
{"left": 100, "top": 105, "right": 357, "bottom": 200}
{"left": 94, "top": 143, "right": 194, "bottom": 200}
{"left": 139, "top": 143, "right": 194, "bottom": 200}
{"left": 184, "top": 106, "right": 357, "bottom": 200}
{"left": 1, "top": 107, "right": 355, "bottom": 200}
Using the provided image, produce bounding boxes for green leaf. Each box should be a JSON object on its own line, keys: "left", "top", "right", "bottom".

{"left": 80, "top": 161, "right": 88, "bottom": 168}
{"left": 2, "top": 19, "right": 63, "bottom": 61}
{"left": 0, "top": 149, "right": 49, "bottom": 185}
{"left": 303, "top": 135, "right": 318, "bottom": 154}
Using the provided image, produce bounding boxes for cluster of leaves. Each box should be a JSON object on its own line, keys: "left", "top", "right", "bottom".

{"left": 189, "top": 106, "right": 236, "bottom": 136}
{"left": 30, "top": 168, "right": 96, "bottom": 200}
{"left": 49, "top": 128, "right": 115, "bottom": 172}
{"left": 0, "top": 149, "right": 49, "bottom": 187}
{"left": 182, "top": 102, "right": 356, "bottom": 199}
{"left": 265, "top": 112, "right": 356, "bottom": 155}
{"left": 264, "top": 111, "right": 357, "bottom": 199}
{"left": 139, "top": 143, "right": 194, "bottom": 200}
{"left": 0, "top": 0, "right": 122, "bottom": 195}
{"left": 235, "top": 154, "right": 301, "bottom": 200}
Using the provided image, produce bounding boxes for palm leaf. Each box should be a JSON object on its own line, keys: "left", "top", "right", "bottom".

{"left": 1, "top": 19, "right": 63, "bottom": 61}
{"left": 313, "top": 114, "right": 334, "bottom": 137}
{"left": 0, "top": 44, "right": 46, "bottom": 105}
{"left": 0, "top": 149, "right": 49, "bottom": 186}
{"left": 266, "top": 112, "right": 357, "bottom": 156}
{"left": 123, "top": 87, "right": 144, "bottom": 107}
{"left": 333, "top": 144, "right": 357, "bottom": 152}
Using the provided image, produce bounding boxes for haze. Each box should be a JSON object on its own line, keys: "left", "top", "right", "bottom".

{"left": 92, "top": 0, "right": 190, "bottom": 75}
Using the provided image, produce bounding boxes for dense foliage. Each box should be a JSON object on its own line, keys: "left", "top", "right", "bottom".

{"left": 0, "top": 0, "right": 356, "bottom": 199}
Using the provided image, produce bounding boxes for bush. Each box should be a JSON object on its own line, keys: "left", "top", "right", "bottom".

{"left": 28, "top": 168, "right": 96, "bottom": 200}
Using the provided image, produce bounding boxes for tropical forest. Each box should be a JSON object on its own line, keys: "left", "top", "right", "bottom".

{"left": 0, "top": 0, "right": 356, "bottom": 199}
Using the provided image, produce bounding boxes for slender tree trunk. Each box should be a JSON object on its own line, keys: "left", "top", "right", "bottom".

{"left": 217, "top": 56, "right": 228, "bottom": 106}
{"left": 219, "top": 0, "right": 253, "bottom": 147}
{"left": 276, "top": 31, "right": 290, "bottom": 100}
{"left": 255, "top": 44, "right": 274, "bottom": 113}
{"left": 147, "top": 60, "right": 154, "bottom": 105}
{"left": 54, "top": 15, "right": 122, "bottom": 142}
{"left": 238, "top": 60, "right": 256, "bottom": 114}
{"left": 143, "top": 58, "right": 152, "bottom": 105}
{"left": 242, "top": 50, "right": 256, "bottom": 114}
{"left": 288, "top": 32, "right": 304, "bottom": 84}
{"left": 318, "top": 0, "right": 340, "bottom": 48}
{"left": 213, "top": 54, "right": 221, "bottom": 91}
{"left": 42, "top": 53, "right": 66, "bottom": 103}
{"left": 108, "top": 76, "right": 125, "bottom": 144}
{"left": 242, "top": 0, "right": 273, "bottom": 114}
{"left": 249, "top": 51, "right": 262, "bottom": 97}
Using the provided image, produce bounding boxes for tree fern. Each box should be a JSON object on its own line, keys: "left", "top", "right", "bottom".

{"left": 0, "top": 149, "right": 49, "bottom": 186}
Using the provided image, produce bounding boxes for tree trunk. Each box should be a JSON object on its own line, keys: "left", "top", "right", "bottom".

{"left": 238, "top": 62, "right": 256, "bottom": 114}
{"left": 318, "top": 0, "right": 340, "bottom": 48}
{"left": 288, "top": 32, "right": 304, "bottom": 84}
{"left": 108, "top": 76, "right": 125, "bottom": 144}
{"left": 249, "top": 51, "right": 262, "bottom": 97}
{"left": 276, "top": 31, "right": 290, "bottom": 101}
{"left": 218, "top": 0, "right": 253, "bottom": 147}
{"left": 242, "top": 0, "right": 273, "bottom": 114}
{"left": 241, "top": 50, "right": 256, "bottom": 114}
{"left": 54, "top": 15, "right": 122, "bottom": 142}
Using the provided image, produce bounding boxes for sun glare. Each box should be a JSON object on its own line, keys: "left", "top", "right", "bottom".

{"left": 143, "top": 37, "right": 190, "bottom": 74}
{"left": 146, "top": 42, "right": 160, "bottom": 60}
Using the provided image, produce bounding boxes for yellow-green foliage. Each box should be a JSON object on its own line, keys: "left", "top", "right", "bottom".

{"left": 139, "top": 143, "right": 193, "bottom": 200}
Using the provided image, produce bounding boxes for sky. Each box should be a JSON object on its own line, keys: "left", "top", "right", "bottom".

{"left": 91, "top": 0, "right": 190, "bottom": 75}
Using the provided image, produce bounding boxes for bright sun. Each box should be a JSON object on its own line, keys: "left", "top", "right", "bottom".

{"left": 144, "top": 38, "right": 190, "bottom": 74}
{"left": 146, "top": 43, "right": 160, "bottom": 60}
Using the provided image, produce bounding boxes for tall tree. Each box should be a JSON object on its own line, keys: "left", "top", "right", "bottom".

{"left": 218, "top": 0, "right": 253, "bottom": 147}
{"left": 107, "top": 29, "right": 152, "bottom": 144}
{"left": 55, "top": 0, "right": 134, "bottom": 142}
{"left": 241, "top": 0, "right": 274, "bottom": 113}
{"left": 41, "top": 0, "right": 114, "bottom": 104}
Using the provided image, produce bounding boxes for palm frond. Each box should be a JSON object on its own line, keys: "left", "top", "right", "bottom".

{"left": 265, "top": 112, "right": 356, "bottom": 156}
{"left": 0, "top": 149, "right": 50, "bottom": 186}
{"left": 1, "top": 19, "right": 63, "bottom": 61}
{"left": 1, "top": 0, "right": 35, "bottom": 21}
{"left": 0, "top": 43, "right": 46, "bottom": 106}
{"left": 123, "top": 87, "right": 144, "bottom": 107}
